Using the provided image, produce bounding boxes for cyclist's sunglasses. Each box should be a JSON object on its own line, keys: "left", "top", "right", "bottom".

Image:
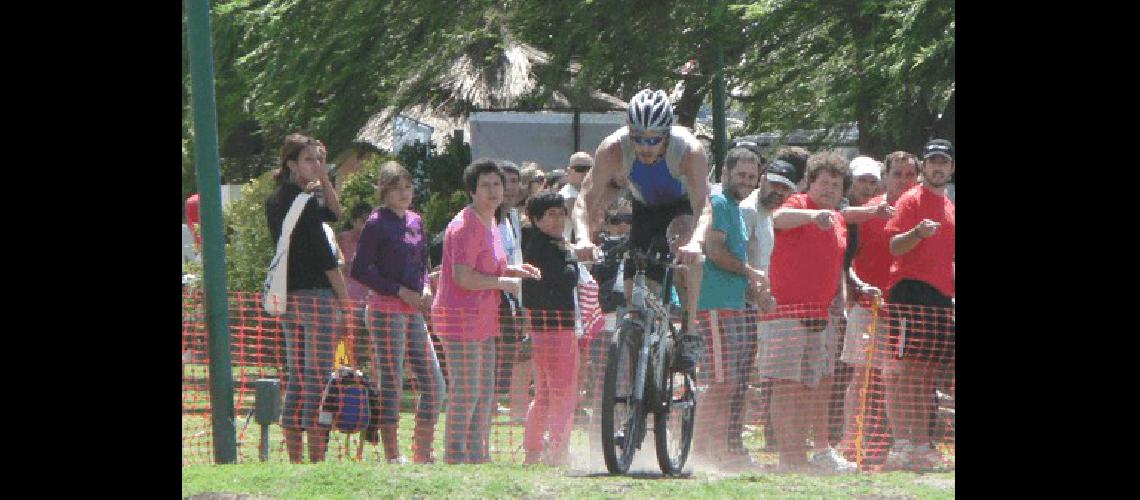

{"left": 608, "top": 214, "right": 633, "bottom": 225}
{"left": 630, "top": 134, "right": 665, "bottom": 146}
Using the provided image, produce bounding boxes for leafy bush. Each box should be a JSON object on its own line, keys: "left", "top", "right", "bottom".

{"left": 223, "top": 171, "right": 278, "bottom": 292}
{"left": 336, "top": 153, "right": 388, "bottom": 231}
{"left": 391, "top": 136, "right": 469, "bottom": 209}
{"left": 422, "top": 190, "right": 471, "bottom": 238}
{"left": 400, "top": 135, "right": 471, "bottom": 237}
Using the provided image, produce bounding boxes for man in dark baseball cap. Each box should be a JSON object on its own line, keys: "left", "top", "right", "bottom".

{"left": 919, "top": 139, "right": 954, "bottom": 190}
{"left": 766, "top": 159, "right": 800, "bottom": 192}
{"left": 922, "top": 139, "right": 953, "bottom": 161}
{"left": 881, "top": 137, "right": 955, "bottom": 472}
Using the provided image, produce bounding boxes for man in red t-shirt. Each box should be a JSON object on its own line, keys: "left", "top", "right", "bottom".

{"left": 761, "top": 150, "right": 856, "bottom": 473}
{"left": 835, "top": 151, "right": 919, "bottom": 464}
{"left": 881, "top": 139, "right": 955, "bottom": 472}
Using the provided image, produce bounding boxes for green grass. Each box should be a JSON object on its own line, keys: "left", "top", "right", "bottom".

{"left": 185, "top": 365, "right": 955, "bottom": 496}
{"left": 185, "top": 407, "right": 954, "bottom": 498}
{"left": 185, "top": 407, "right": 538, "bottom": 466}
{"left": 182, "top": 461, "right": 954, "bottom": 498}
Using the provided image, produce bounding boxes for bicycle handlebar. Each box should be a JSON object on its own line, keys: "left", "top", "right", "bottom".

{"left": 568, "top": 236, "right": 704, "bottom": 270}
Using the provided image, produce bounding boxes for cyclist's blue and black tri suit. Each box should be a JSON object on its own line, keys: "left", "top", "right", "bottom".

{"left": 605, "top": 125, "right": 703, "bottom": 284}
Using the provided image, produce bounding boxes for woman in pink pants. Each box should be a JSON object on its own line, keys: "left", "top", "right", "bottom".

{"left": 520, "top": 192, "right": 581, "bottom": 466}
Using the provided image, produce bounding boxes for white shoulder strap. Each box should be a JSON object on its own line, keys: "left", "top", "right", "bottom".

{"left": 322, "top": 222, "right": 344, "bottom": 266}
{"left": 263, "top": 193, "right": 313, "bottom": 314}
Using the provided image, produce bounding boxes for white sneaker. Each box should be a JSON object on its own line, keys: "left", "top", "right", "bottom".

{"left": 809, "top": 447, "right": 857, "bottom": 474}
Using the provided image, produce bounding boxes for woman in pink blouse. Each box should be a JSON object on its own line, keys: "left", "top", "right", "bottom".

{"left": 431, "top": 158, "right": 540, "bottom": 464}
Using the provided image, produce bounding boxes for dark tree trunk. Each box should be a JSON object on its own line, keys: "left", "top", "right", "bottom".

{"left": 674, "top": 77, "right": 709, "bottom": 130}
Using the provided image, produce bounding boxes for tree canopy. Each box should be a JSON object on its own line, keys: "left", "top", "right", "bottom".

{"left": 733, "top": 0, "right": 954, "bottom": 155}
{"left": 183, "top": 0, "right": 954, "bottom": 206}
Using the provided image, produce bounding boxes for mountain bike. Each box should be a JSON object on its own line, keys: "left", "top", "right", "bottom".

{"left": 595, "top": 238, "right": 699, "bottom": 475}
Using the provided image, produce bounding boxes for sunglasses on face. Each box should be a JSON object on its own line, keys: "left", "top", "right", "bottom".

{"left": 570, "top": 164, "right": 591, "bottom": 173}
{"left": 630, "top": 135, "right": 665, "bottom": 146}
{"left": 608, "top": 214, "right": 633, "bottom": 225}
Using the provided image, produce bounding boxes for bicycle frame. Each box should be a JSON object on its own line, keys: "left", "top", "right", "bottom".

{"left": 599, "top": 240, "right": 697, "bottom": 475}
{"left": 621, "top": 251, "right": 678, "bottom": 410}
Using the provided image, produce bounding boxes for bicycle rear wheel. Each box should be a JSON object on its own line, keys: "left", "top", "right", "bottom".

{"left": 601, "top": 321, "right": 644, "bottom": 474}
{"left": 654, "top": 337, "right": 696, "bottom": 475}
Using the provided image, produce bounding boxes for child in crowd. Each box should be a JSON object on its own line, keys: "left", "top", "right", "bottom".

{"left": 520, "top": 191, "right": 581, "bottom": 466}
{"left": 338, "top": 202, "right": 375, "bottom": 363}
{"left": 351, "top": 161, "right": 446, "bottom": 464}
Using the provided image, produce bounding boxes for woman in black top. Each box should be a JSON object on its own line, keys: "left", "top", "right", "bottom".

{"left": 264, "top": 133, "right": 348, "bottom": 464}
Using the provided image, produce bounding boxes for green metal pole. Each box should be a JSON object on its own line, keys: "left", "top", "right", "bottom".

{"left": 186, "top": 0, "right": 236, "bottom": 464}
{"left": 711, "top": 0, "right": 728, "bottom": 182}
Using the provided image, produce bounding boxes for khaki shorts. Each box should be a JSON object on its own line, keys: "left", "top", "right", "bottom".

{"left": 839, "top": 304, "right": 893, "bottom": 369}
{"left": 756, "top": 317, "right": 841, "bottom": 387}
{"left": 696, "top": 310, "right": 756, "bottom": 386}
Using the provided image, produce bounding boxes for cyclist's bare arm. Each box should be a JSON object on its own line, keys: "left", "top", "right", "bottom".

{"left": 675, "top": 145, "right": 713, "bottom": 265}
{"left": 573, "top": 137, "right": 622, "bottom": 254}
{"left": 670, "top": 144, "right": 710, "bottom": 337}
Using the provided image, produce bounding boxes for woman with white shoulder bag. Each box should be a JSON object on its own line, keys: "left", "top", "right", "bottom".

{"left": 263, "top": 133, "right": 349, "bottom": 463}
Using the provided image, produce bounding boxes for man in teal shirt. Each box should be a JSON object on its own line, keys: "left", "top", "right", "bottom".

{"left": 693, "top": 147, "right": 770, "bottom": 470}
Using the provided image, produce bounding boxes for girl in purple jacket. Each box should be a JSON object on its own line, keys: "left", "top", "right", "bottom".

{"left": 350, "top": 161, "right": 446, "bottom": 464}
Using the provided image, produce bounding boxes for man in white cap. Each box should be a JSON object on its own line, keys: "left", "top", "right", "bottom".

{"left": 841, "top": 157, "right": 894, "bottom": 224}
{"left": 828, "top": 155, "right": 890, "bottom": 450}
{"left": 847, "top": 156, "right": 883, "bottom": 207}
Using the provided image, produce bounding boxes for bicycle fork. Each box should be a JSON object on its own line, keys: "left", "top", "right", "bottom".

{"left": 624, "top": 316, "right": 652, "bottom": 449}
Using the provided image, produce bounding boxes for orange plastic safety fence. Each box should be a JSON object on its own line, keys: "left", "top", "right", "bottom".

{"left": 182, "top": 291, "right": 953, "bottom": 473}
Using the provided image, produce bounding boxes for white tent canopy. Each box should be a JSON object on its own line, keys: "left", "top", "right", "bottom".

{"left": 469, "top": 111, "right": 626, "bottom": 170}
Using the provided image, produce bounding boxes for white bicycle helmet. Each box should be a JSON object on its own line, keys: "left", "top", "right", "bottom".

{"left": 627, "top": 89, "right": 673, "bottom": 132}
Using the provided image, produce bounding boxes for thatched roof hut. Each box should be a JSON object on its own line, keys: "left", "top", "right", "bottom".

{"left": 354, "top": 38, "right": 625, "bottom": 153}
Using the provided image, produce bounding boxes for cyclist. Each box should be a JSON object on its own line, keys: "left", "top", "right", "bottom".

{"left": 571, "top": 89, "right": 712, "bottom": 371}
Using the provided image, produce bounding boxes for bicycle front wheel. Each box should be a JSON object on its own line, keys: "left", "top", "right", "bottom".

{"left": 655, "top": 337, "right": 696, "bottom": 475}
{"left": 601, "top": 321, "right": 644, "bottom": 474}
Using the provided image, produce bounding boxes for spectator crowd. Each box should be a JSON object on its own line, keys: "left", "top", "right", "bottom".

{"left": 200, "top": 125, "right": 954, "bottom": 473}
